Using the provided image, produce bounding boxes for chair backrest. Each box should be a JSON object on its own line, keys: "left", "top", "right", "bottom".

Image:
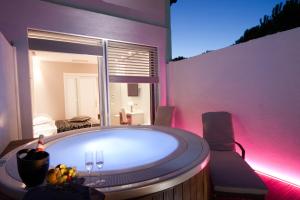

{"left": 202, "top": 112, "right": 235, "bottom": 151}
{"left": 120, "top": 108, "right": 127, "bottom": 124}
{"left": 154, "top": 106, "right": 175, "bottom": 126}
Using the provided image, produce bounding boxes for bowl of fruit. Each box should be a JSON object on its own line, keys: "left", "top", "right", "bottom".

{"left": 46, "top": 164, "right": 82, "bottom": 185}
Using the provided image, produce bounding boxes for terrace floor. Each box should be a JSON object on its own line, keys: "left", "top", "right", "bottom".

{"left": 258, "top": 173, "right": 300, "bottom": 200}
{"left": 1, "top": 140, "right": 300, "bottom": 200}
{"left": 0, "top": 173, "right": 299, "bottom": 199}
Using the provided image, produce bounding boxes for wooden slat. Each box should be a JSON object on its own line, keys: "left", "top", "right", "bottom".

{"left": 163, "top": 188, "right": 174, "bottom": 200}
{"left": 174, "top": 184, "right": 183, "bottom": 200}
{"left": 190, "top": 176, "right": 197, "bottom": 200}
{"left": 183, "top": 179, "right": 191, "bottom": 200}
{"left": 203, "top": 167, "right": 210, "bottom": 200}
{"left": 152, "top": 192, "right": 163, "bottom": 200}
{"left": 196, "top": 171, "right": 204, "bottom": 200}
{"left": 136, "top": 195, "right": 153, "bottom": 200}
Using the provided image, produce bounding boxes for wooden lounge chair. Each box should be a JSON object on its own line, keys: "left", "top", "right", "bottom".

{"left": 202, "top": 111, "right": 268, "bottom": 200}
{"left": 154, "top": 106, "right": 175, "bottom": 127}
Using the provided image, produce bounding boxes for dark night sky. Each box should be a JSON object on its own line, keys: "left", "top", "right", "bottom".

{"left": 171, "top": 0, "right": 286, "bottom": 58}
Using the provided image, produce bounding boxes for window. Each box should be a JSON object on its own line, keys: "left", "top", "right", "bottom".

{"left": 107, "top": 41, "right": 158, "bottom": 125}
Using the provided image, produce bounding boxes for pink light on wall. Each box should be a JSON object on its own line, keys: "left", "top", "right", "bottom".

{"left": 233, "top": 115, "right": 300, "bottom": 187}
{"left": 167, "top": 28, "right": 300, "bottom": 189}
{"left": 250, "top": 162, "right": 300, "bottom": 188}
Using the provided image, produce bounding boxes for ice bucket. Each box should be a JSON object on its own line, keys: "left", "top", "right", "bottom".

{"left": 16, "top": 149, "right": 49, "bottom": 187}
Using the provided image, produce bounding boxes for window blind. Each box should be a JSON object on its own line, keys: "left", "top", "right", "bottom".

{"left": 107, "top": 41, "right": 158, "bottom": 83}
{"left": 28, "top": 29, "right": 102, "bottom": 46}
{"left": 28, "top": 29, "right": 102, "bottom": 55}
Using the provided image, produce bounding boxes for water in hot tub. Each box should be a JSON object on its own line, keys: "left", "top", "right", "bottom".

{"left": 46, "top": 128, "right": 179, "bottom": 172}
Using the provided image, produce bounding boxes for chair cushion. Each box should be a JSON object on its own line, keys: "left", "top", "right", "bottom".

{"left": 210, "top": 151, "right": 268, "bottom": 195}
{"left": 202, "top": 112, "right": 236, "bottom": 151}
{"left": 154, "top": 106, "right": 175, "bottom": 126}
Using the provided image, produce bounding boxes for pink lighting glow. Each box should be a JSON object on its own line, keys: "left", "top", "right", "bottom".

{"left": 168, "top": 28, "right": 300, "bottom": 191}
{"left": 250, "top": 162, "right": 300, "bottom": 188}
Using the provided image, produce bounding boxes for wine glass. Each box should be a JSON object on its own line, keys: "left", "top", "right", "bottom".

{"left": 85, "top": 151, "right": 94, "bottom": 186}
{"left": 95, "top": 150, "right": 105, "bottom": 184}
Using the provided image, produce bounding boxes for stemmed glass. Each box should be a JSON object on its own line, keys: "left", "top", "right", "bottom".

{"left": 95, "top": 150, "right": 105, "bottom": 185}
{"left": 85, "top": 151, "right": 94, "bottom": 186}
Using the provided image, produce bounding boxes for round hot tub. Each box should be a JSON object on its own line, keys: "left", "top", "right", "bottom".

{"left": 0, "top": 126, "right": 210, "bottom": 200}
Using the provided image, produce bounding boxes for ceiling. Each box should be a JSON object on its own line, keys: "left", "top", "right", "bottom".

{"left": 31, "top": 50, "right": 100, "bottom": 64}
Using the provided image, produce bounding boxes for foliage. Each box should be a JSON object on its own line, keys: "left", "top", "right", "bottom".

{"left": 170, "top": 0, "right": 177, "bottom": 6}
{"left": 201, "top": 50, "right": 214, "bottom": 55}
{"left": 236, "top": 0, "right": 300, "bottom": 44}
{"left": 171, "top": 56, "right": 187, "bottom": 61}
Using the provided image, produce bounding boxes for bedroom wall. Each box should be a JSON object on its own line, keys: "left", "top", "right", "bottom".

{"left": 168, "top": 27, "right": 300, "bottom": 186}
{"left": 0, "top": 0, "right": 167, "bottom": 138}
{"left": 33, "top": 61, "right": 98, "bottom": 120}
{"left": 0, "top": 33, "right": 20, "bottom": 153}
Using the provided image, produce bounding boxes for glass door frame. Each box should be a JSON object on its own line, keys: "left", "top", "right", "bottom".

{"left": 27, "top": 30, "right": 159, "bottom": 127}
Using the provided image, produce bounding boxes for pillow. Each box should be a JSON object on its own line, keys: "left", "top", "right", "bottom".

{"left": 69, "top": 116, "right": 91, "bottom": 122}
{"left": 33, "top": 115, "right": 53, "bottom": 126}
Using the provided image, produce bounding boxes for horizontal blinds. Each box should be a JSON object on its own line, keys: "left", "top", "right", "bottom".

{"left": 28, "top": 30, "right": 103, "bottom": 55}
{"left": 28, "top": 29, "right": 102, "bottom": 46}
{"left": 108, "top": 41, "right": 158, "bottom": 83}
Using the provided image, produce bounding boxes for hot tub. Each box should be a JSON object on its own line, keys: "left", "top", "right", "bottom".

{"left": 0, "top": 126, "right": 210, "bottom": 199}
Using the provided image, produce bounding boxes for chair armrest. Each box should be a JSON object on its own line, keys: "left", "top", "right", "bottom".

{"left": 234, "top": 141, "right": 245, "bottom": 159}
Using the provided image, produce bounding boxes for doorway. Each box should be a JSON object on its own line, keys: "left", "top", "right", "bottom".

{"left": 28, "top": 30, "right": 158, "bottom": 137}
{"left": 29, "top": 50, "right": 101, "bottom": 137}
{"left": 109, "top": 83, "right": 152, "bottom": 126}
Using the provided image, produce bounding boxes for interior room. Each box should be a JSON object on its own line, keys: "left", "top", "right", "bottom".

{"left": 109, "top": 83, "right": 151, "bottom": 126}
{"left": 29, "top": 51, "right": 101, "bottom": 137}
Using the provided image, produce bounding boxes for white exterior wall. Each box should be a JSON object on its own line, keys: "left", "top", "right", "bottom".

{"left": 0, "top": 33, "right": 20, "bottom": 153}
{"left": 0, "top": 0, "right": 168, "bottom": 139}
{"left": 42, "top": 0, "right": 169, "bottom": 26}
{"left": 168, "top": 27, "right": 300, "bottom": 186}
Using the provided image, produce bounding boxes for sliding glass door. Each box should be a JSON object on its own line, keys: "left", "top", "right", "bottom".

{"left": 28, "top": 30, "right": 103, "bottom": 137}
{"left": 27, "top": 30, "right": 159, "bottom": 137}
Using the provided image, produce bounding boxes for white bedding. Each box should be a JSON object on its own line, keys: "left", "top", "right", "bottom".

{"left": 33, "top": 123, "right": 57, "bottom": 138}
{"left": 33, "top": 115, "right": 57, "bottom": 138}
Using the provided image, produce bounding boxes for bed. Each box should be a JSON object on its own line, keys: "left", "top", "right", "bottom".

{"left": 55, "top": 116, "right": 100, "bottom": 133}
{"left": 33, "top": 115, "right": 57, "bottom": 138}
{"left": 33, "top": 115, "right": 100, "bottom": 137}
